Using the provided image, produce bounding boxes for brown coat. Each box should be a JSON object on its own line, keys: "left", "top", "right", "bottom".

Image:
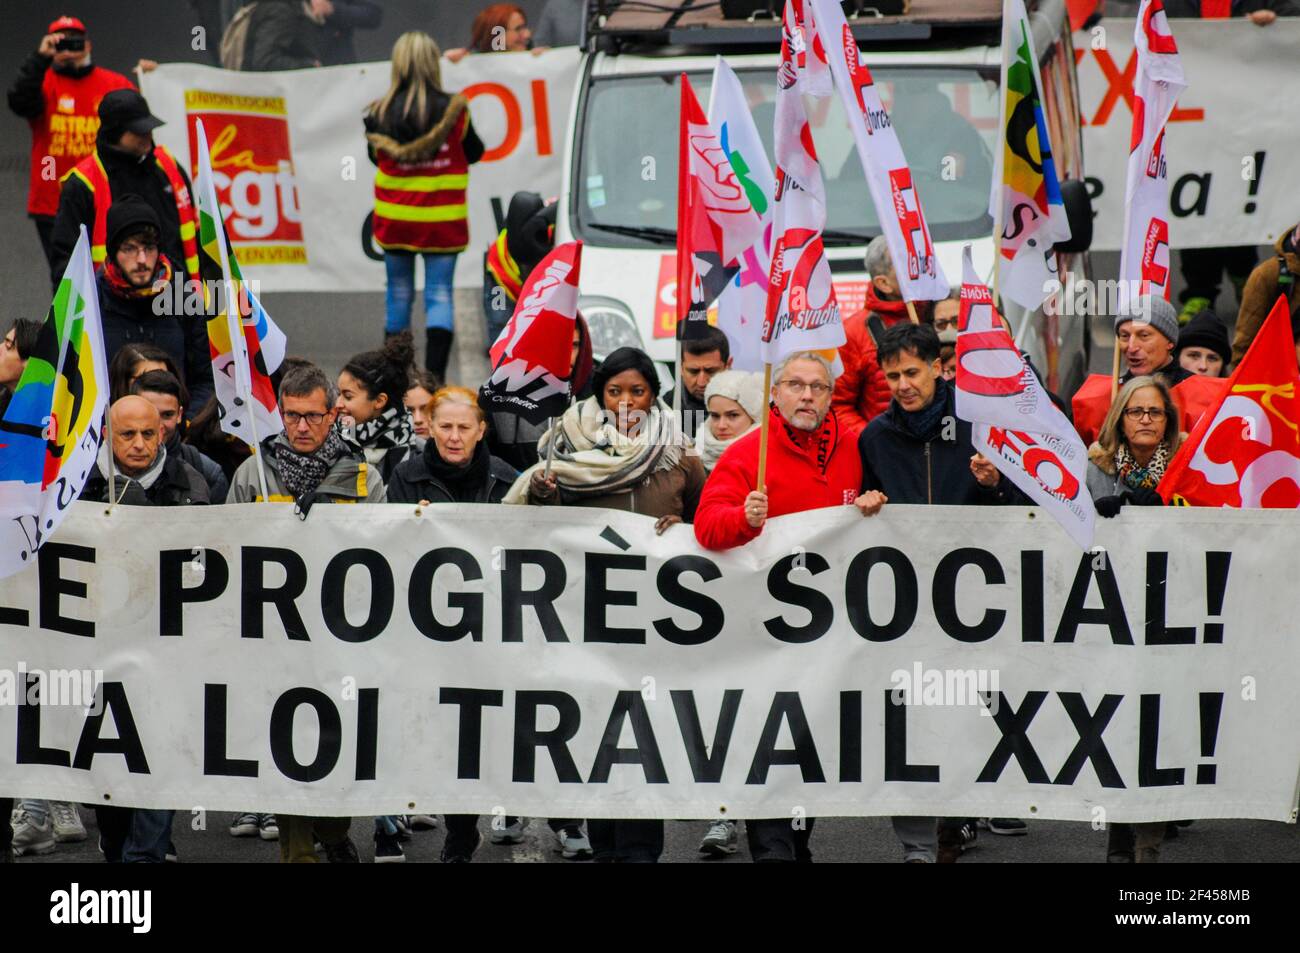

{"left": 1232, "top": 225, "right": 1300, "bottom": 364}
{"left": 535, "top": 454, "right": 706, "bottom": 522}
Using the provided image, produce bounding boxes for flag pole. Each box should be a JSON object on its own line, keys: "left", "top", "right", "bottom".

{"left": 104, "top": 406, "right": 117, "bottom": 509}
{"left": 1110, "top": 335, "right": 1122, "bottom": 402}
{"left": 756, "top": 362, "right": 772, "bottom": 492}
{"left": 905, "top": 300, "right": 920, "bottom": 324}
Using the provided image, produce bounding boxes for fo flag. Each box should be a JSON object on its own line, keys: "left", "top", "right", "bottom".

{"left": 954, "top": 246, "right": 1094, "bottom": 550}
{"left": 194, "top": 119, "right": 285, "bottom": 446}
{"left": 990, "top": 0, "right": 1071, "bottom": 311}
{"left": 709, "top": 57, "right": 775, "bottom": 372}
{"left": 761, "top": 6, "right": 844, "bottom": 368}
{"left": 1159, "top": 296, "right": 1300, "bottom": 508}
{"left": 0, "top": 227, "right": 109, "bottom": 579}
{"left": 676, "top": 74, "right": 764, "bottom": 342}
{"left": 481, "top": 241, "right": 583, "bottom": 424}
{"left": 1118, "top": 0, "right": 1186, "bottom": 305}
{"left": 809, "top": 0, "right": 948, "bottom": 302}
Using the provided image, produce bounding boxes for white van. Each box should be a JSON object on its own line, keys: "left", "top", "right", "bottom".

{"left": 557, "top": 0, "right": 1094, "bottom": 397}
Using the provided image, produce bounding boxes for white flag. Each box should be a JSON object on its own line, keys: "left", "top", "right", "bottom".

{"left": 709, "top": 57, "right": 775, "bottom": 372}
{"left": 1118, "top": 0, "right": 1187, "bottom": 307}
{"left": 809, "top": 0, "right": 949, "bottom": 302}
{"left": 954, "top": 246, "right": 1094, "bottom": 550}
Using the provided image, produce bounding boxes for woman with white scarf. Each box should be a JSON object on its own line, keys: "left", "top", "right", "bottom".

{"left": 335, "top": 332, "right": 419, "bottom": 485}
{"left": 696, "top": 369, "right": 765, "bottom": 473}
{"left": 505, "top": 346, "right": 705, "bottom": 536}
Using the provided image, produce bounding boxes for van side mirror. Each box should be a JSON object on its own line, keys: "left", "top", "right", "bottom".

{"left": 1055, "top": 179, "right": 1093, "bottom": 254}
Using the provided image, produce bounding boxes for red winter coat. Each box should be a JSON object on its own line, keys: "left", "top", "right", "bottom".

{"left": 831, "top": 292, "right": 915, "bottom": 439}
{"left": 694, "top": 406, "right": 862, "bottom": 551}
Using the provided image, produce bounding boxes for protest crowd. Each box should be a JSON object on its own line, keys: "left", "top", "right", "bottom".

{"left": 1, "top": 0, "right": 1298, "bottom": 867}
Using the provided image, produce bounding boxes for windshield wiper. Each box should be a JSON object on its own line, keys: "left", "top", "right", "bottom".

{"left": 585, "top": 222, "right": 677, "bottom": 244}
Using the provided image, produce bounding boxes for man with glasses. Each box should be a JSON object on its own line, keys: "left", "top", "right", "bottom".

{"left": 96, "top": 196, "right": 213, "bottom": 415}
{"left": 695, "top": 350, "right": 882, "bottom": 862}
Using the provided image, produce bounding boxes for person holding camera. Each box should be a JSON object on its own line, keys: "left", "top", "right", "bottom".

{"left": 6, "top": 16, "right": 134, "bottom": 272}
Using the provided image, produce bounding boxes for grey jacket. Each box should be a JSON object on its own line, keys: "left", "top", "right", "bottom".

{"left": 228, "top": 434, "right": 386, "bottom": 505}
{"left": 1085, "top": 460, "right": 1123, "bottom": 502}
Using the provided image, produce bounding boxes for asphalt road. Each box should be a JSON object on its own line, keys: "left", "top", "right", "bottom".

{"left": 15, "top": 811, "right": 1298, "bottom": 864}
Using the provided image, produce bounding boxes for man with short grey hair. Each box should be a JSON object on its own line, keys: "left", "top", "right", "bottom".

{"left": 1117, "top": 294, "right": 1193, "bottom": 386}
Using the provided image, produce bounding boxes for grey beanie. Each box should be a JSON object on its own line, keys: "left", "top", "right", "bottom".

{"left": 704, "top": 370, "right": 766, "bottom": 423}
{"left": 1115, "top": 294, "right": 1179, "bottom": 345}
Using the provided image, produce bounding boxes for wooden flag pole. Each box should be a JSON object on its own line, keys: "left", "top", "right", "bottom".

{"left": 905, "top": 300, "right": 920, "bottom": 324}
{"left": 1110, "top": 334, "right": 1123, "bottom": 402}
{"left": 756, "top": 362, "right": 773, "bottom": 492}
{"left": 104, "top": 407, "right": 117, "bottom": 509}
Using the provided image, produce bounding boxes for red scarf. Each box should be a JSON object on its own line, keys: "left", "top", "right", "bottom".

{"left": 775, "top": 404, "right": 839, "bottom": 476}
{"left": 863, "top": 287, "right": 914, "bottom": 326}
{"left": 102, "top": 254, "right": 173, "bottom": 300}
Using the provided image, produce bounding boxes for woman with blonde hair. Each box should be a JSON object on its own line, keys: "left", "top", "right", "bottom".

{"left": 365, "top": 31, "right": 484, "bottom": 381}
{"left": 1085, "top": 374, "right": 1184, "bottom": 518}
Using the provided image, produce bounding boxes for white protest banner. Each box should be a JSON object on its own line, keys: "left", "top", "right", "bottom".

{"left": 1, "top": 502, "right": 1298, "bottom": 823}
{"left": 1074, "top": 17, "right": 1300, "bottom": 251}
{"left": 139, "top": 51, "right": 581, "bottom": 291}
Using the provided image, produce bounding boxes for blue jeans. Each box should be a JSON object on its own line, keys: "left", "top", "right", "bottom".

{"left": 385, "top": 251, "right": 457, "bottom": 334}
{"left": 482, "top": 274, "right": 513, "bottom": 349}
{"left": 95, "top": 806, "right": 175, "bottom": 863}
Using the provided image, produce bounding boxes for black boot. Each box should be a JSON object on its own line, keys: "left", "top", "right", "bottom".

{"left": 425, "top": 327, "right": 454, "bottom": 384}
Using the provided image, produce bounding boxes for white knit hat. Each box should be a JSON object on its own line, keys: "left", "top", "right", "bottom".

{"left": 704, "top": 370, "right": 766, "bottom": 423}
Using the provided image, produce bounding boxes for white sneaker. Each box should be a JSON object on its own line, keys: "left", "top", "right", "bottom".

{"left": 11, "top": 810, "right": 56, "bottom": 856}
{"left": 50, "top": 801, "right": 87, "bottom": 843}
{"left": 489, "top": 816, "right": 528, "bottom": 845}
{"left": 555, "top": 825, "right": 593, "bottom": 860}
{"left": 699, "top": 819, "right": 739, "bottom": 857}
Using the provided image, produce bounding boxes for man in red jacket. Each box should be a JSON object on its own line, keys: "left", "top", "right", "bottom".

{"left": 832, "top": 236, "right": 929, "bottom": 439}
{"left": 6, "top": 16, "right": 133, "bottom": 270}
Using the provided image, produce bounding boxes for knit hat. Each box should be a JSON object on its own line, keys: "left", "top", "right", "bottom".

{"left": 704, "top": 370, "right": 765, "bottom": 423}
{"left": 1115, "top": 294, "right": 1179, "bottom": 345}
{"left": 1176, "top": 308, "right": 1231, "bottom": 366}
{"left": 105, "top": 195, "right": 160, "bottom": 261}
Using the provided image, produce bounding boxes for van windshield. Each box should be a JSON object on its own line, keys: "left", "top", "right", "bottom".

{"left": 574, "top": 66, "right": 998, "bottom": 247}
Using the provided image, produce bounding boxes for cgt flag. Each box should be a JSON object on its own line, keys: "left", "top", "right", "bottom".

{"left": 1118, "top": 0, "right": 1186, "bottom": 305}
{"left": 194, "top": 118, "right": 284, "bottom": 447}
{"left": 990, "top": 0, "right": 1071, "bottom": 311}
{"left": 954, "top": 246, "right": 1094, "bottom": 550}
{"left": 481, "top": 241, "right": 584, "bottom": 425}
{"left": 810, "top": 0, "right": 949, "bottom": 302}
{"left": 676, "top": 74, "right": 764, "bottom": 342}
{"left": 0, "top": 227, "right": 109, "bottom": 579}
{"left": 1159, "top": 296, "right": 1300, "bottom": 508}
{"left": 761, "top": 2, "right": 844, "bottom": 368}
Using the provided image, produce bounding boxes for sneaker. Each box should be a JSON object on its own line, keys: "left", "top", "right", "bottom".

{"left": 258, "top": 814, "right": 279, "bottom": 841}
{"left": 374, "top": 829, "right": 406, "bottom": 863}
{"left": 325, "top": 837, "right": 360, "bottom": 863}
{"left": 165, "top": 841, "right": 178, "bottom": 863}
{"left": 983, "top": 817, "right": 1028, "bottom": 836}
{"left": 489, "top": 816, "right": 528, "bottom": 845}
{"left": 441, "top": 830, "right": 481, "bottom": 863}
{"left": 556, "top": 825, "right": 593, "bottom": 860}
{"left": 49, "top": 802, "right": 87, "bottom": 843}
{"left": 699, "top": 819, "right": 739, "bottom": 857}
{"left": 11, "top": 810, "right": 56, "bottom": 856}
{"left": 408, "top": 814, "right": 439, "bottom": 831}
{"left": 1177, "top": 295, "right": 1211, "bottom": 326}
{"left": 229, "top": 812, "right": 260, "bottom": 837}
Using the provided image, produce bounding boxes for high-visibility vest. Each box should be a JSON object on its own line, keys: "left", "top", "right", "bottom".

{"left": 484, "top": 228, "right": 523, "bottom": 302}
{"left": 63, "top": 144, "right": 200, "bottom": 277}
{"left": 372, "top": 111, "right": 470, "bottom": 254}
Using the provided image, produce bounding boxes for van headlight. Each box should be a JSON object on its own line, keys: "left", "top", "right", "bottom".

{"left": 579, "top": 296, "right": 643, "bottom": 361}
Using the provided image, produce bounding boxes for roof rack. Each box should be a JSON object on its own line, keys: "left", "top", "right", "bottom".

{"left": 582, "top": 0, "right": 1004, "bottom": 51}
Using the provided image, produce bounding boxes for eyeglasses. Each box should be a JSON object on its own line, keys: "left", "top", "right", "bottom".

{"left": 777, "top": 379, "right": 831, "bottom": 397}
{"left": 283, "top": 411, "right": 328, "bottom": 426}
{"left": 1123, "top": 406, "right": 1166, "bottom": 421}
{"left": 117, "top": 242, "right": 158, "bottom": 258}
{"left": 933, "top": 317, "right": 957, "bottom": 331}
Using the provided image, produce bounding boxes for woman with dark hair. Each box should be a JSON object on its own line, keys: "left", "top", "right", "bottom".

{"left": 108, "top": 342, "right": 185, "bottom": 405}
{"left": 364, "top": 31, "right": 485, "bottom": 380}
{"left": 404, "top": 368, "right": 438, "bottom": 441}
{"left": 335, "top": 331, "right": 418, "bottom": 484}
{"left": 0, "top": 317, "right": 41, "bottom": 417}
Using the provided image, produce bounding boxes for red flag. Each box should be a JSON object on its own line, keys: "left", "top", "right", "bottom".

{"left": 480, "top": 241, "right": 583, "bottom": 424}
{"left": 1071, "top": 371, "right": 1227, "bottom": 448}
{"left": 1159, "top": 296, "right": 1300, "bottom": 507}
{"left": 1067, "top": 0, "right": 1100, "bottom": 30}
{"left": 676, "top": 74, "right": 763, "bottom": 342}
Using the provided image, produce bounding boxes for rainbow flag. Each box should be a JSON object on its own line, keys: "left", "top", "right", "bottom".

{"left": 990, "top": 0, "right": 1071, "bottom": 311}
{"left": 0, "top": 227, "right": 109, "bottom": 578}
{"left": 193, "top": 119, "right": 284, "bottom": 446}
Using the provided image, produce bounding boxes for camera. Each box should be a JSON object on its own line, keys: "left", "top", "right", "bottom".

{"left": 55, "top": 36, "right": 87, "bottom": 53}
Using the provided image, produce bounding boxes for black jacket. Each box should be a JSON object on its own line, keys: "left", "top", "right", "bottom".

{"left": 243, "top": 0, "right": 323, "bottom": 71}
{"left": 98, "top": 264, "right": 215, "bottom": 416}
{"left": 1121, "top": 358, "right": 1194, "bottom": 390}
{"left": 50, "top": 136, "right": 196, "bottom": 285}
{"left": 317, "top": 0, "right": 383, "bottom": 66}
{"left": 667, "top": 387, "right": 708, "bottom": 441}
{"left": 387, "top": 442, "right": 517, "bottom": 505}
{"left": 81, "top": 452, "right": 211, "bottom": 506}
{"left": 859, "top": 381, "right": 1024, "bottom": 506}
{"left": 7, "top": 54, "right": 102, "bottom": 120}
{"left": 170, "top": 434, "right": 229, "bottom": 502}
{"left": 364, "top": 92, "right": 485, "bottom": 165}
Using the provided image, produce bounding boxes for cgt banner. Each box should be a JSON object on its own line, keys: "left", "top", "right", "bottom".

{"left": 139, "top": 51, "right": 581, "bottom": 291}
{"left": 0, "top": 502, "right": 1298, "bottom": 822}
{"left": 1074, "top": 17, "right": 1300, "bottom": 251}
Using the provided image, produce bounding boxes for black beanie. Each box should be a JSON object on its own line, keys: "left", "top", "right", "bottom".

{"left": 105, "top": 195, "right": 161, "bottom": 262}
{"left": 591, "top": 347, "right": 661, "bottom": 401}
{"left": 1176, "top": 308, "right": 1231, "bottom": 366}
